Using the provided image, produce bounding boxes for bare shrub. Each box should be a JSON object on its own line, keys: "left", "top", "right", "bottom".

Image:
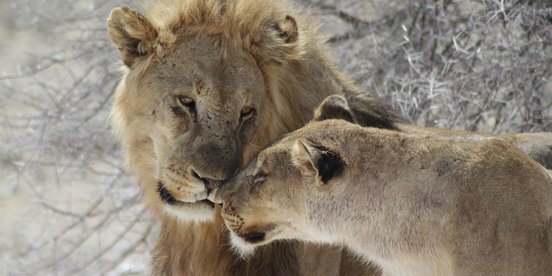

{"left": 1, "top": 1, "right": 155, "bottom": 275}
{"left": 301, "top": 0, "right": 552, "bottom": 132}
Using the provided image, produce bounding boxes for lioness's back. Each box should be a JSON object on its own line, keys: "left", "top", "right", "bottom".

{"left": 434, "top": 139, "right": 552, "bottom": 274}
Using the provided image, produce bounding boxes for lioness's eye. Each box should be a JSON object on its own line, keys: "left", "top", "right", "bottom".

{"left": 253, "top": 171, "right": 267, "bottom": 184}
{"left": 240, "top": 106, "right": 255, "bottom": 120}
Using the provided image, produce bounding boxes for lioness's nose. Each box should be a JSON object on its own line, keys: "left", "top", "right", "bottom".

{"left": 216, "top": 173, "right": 248, "bottom": 205}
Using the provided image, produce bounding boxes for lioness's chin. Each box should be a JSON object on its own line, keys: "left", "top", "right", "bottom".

{"left": 164, "top": 200, "right": 216, "bottom": 222}
{"left": 228, "top": 227, "right": 281, "bottom": 258}
{"left": 228, "top": 232, "right": 263, "bottom": 258}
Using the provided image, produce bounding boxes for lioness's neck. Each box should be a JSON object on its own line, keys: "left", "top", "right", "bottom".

{"left": 312, "top": 127, "right": 454, "bottom": 274}
{"left": 152, "top": 211, "right": 236, "bottom": 275}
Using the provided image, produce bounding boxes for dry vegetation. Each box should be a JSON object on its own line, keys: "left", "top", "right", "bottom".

{"left": 0, "top": 0, "right": 550, "bottom": 274}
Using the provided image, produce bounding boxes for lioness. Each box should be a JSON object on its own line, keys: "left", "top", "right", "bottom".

{"left": 218, "top": 95, "right": 552, "bottom": 276}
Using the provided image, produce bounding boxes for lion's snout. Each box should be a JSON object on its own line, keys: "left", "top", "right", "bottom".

{"left": 189, "top": 142, "right": 241, "bottom": 182}
{"left": 161, "top": 140, "right": 240, "bottom": 203}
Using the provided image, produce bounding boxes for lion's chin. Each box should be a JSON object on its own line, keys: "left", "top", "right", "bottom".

{"left": 163, "top": 200, "right": 217, "bottom": 223}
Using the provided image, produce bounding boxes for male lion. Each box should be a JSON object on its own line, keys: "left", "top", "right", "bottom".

{"left": 107, "top": 0, "right": 391, "bottom": 274}
{"left": 218, "top": 95, "right": 552, "bottom": 276}
{"left": 107, "top": 0, "right": 551, "bottom": 274}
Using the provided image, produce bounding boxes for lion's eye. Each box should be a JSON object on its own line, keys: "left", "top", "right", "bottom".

{"left": 240, "top": 106, "right": 255, "bottom": 120}
{"left": 176, "top": 95, "right": 196, "bottom": 114}
{"left": 178, "top": 96, "right": 194, "bottom": 107}
{"left": 253, "top": 171, "right": 267, "bottom": 184}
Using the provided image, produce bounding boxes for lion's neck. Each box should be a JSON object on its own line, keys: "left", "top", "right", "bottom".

{"left": 152, "top": 209, "right": 239, "bottom": 275}
{"left": 269, "top": 49, "right": 359, "bottom": 130}
{"left": 293, "top": 49, "right": 358, "bottom": 97}
{"left": 278, "top": 48, "right": 400, "bottom": 131}
{"left": 245, "top": 50, "right": 358, "bottom": 162}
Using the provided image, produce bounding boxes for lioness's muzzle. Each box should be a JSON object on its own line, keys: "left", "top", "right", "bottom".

{"left": 208, "top": 187, "right": 222, "bottom": 204}
{"left": 212, "top": 171, "right": 244, "bottom": 205}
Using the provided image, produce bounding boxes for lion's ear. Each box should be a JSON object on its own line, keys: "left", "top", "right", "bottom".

{"left": 291, "top": 140, "right": 344, "bottom": 186}
{"left": 313, "top": 95, "right": 356, "bottom": 123}
{"left": 256, "top": 15, "right": 300, "bottom": 64}
{"left": 108, "top": 6, "right": 158, "bottom": 67}
{"left": 274, "top": 16, "right": 298, "bottom": 44}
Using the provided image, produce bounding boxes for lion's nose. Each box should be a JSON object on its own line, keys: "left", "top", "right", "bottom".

{"left": 191, "top": 142, "right": 240, "bottom": 180}
{"left": 191, "top": 169, "right": 222, "bottom": 192}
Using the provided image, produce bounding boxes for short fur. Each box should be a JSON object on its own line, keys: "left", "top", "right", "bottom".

{"left": 403, "top": 125, "right": 552, "bottom": 170}
{"left": 219, "top": 96, "right": 552, "bottom": 275}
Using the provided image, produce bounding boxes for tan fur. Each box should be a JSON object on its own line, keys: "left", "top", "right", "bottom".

{"left": 401, "top": 124, "right": 552, "bottom": 169}
{"left": 219, "top": 96, "right": 552, "bottom": 275}
{"left": 108, "top": 0, "right": 386, "bottom": 274}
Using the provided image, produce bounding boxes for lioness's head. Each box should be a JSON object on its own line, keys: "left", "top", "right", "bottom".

{"left": 218, "top": 95, "right": 357, "bottom": 253}
{"left": 108, "top": 0, "right": 309, "bottom": 221}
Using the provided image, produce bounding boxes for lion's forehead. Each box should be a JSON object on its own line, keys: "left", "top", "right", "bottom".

{"left": 169, "top": 36, "right": 260, "bottom": 75}
{"left": 148, "top": 39, "right": 262, "bottom": 104}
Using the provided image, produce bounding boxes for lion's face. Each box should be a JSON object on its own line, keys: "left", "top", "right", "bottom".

{"left": 139, "top": 36, "right": 268, "bottom": 220}
{"left": 108, "top": 5, "right": 302, "bottom": 221}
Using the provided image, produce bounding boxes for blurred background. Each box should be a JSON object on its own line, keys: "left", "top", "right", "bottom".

{"left": 0, "top": 0, "right": 550, "bottom": 275}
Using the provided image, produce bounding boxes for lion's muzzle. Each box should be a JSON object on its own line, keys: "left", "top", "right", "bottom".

{"left": 157, "top": 182, "right": 215, "bottom": 208}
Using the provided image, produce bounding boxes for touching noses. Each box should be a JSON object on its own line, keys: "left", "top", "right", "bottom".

{"left": 214, "top": 173, "right": 250, "bottom": 207}
{"left": 189, "top": 142, "right": 240, "bottom": 191}
{"left": 191, "top": 169, "right": 221, "bottom": 192}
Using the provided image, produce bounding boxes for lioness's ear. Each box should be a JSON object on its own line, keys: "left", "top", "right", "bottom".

{"left": 108, "top": 6, "right": 158, "bottom": 67}
{"left": 291, "top": 140, "right": 344, "bottom": 185}
{"left": 314, "top": 95, "right": 356, "bottom": 123}
{"left": 256, "top": 15, "right": 300, "bottom": 64}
